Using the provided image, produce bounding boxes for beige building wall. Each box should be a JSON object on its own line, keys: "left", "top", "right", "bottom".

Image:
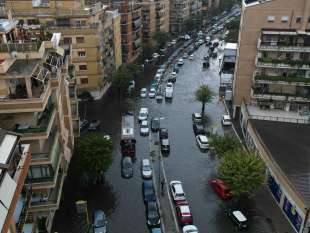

{"left": 142, "top": 0, "right": 157, "bottom": 44}
{"left": 233, "top": 0, "right": 310, "bottom": 108}
{"left": 155, "top": 0, "right": 170, "bottom": 32}
{"left": 170, "top": 0, "right": 190, "bottom": 33}
{"left": 112, "top": 12, "right": 122, "bottom": 70}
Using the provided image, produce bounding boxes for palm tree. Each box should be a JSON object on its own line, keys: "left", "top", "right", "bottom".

{"left": 195, "top": 84, "right": 214, "bottom": 116}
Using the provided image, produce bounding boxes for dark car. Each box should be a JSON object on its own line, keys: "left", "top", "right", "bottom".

{"left": 225, "top": 209, "right": 248, "bottom": 229}
{"left": 88, "top": 120, "right": 100, "bottom": 131}
{"left": 93, "top": 210, "right": 107, "bottom": 233}
{"left": 147, "top": 202, "right": 160, "bottom": 227}
{"left": 161, "top": 139, "right": 170, "bottom": 153}
{"left": 121, "top": 156, "right": 133, "bottom": 178}
{"left": 151, "top": 118, "right": 160, "bottom": 132}
{"left": 80, "top": 119, "right": 89, "bottom": 131}
{"left": 143, "top": 180, "right": 156, "bottom": 203}
{"left": 193, "top": 123, "right": 206, "bottom": 136}
{"left": 159, "top": 128, "right": 168, "bottom": 139}
{"left": 173, "top": 65, "right": 179, "bottom": 73}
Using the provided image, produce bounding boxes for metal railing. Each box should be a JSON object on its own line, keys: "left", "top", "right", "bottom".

{"left": 0, "top": 42, "right": 41, "bottom": 53}
{"left": 249, "top": 114, "right": 309, "bottom": 124}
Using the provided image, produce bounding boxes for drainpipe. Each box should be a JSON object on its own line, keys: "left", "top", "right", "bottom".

{"left": 302, "top": 208, "right": 309, "bottom": 233}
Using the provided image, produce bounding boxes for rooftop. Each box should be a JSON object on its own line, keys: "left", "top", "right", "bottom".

{"left": 4, "top": 59, "right": 40, "bottom": 77}
{"left": 251, "top": 119, "right": 310, "bottom": 205}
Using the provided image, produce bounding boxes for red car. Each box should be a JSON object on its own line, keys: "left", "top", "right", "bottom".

{"left": 176, "top": 204, "right": 193, "bottom": 226}
{"left": 210, "top": 178, "right": 232, "bottom": 200}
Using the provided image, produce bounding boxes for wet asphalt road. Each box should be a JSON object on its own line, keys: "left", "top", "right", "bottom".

{"left": 52, "top": 43, "right": 256, "bottom": 233}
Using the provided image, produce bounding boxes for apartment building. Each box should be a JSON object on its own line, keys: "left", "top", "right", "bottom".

{"left": 155, "top": 0, "right": 170, "bottom": 32}
{"left": 0, "top": 17, "right": 78, "bottom": 232}
{"left": 201, "top": 0, "right": 219, "bottom": 13}
{"left": 113, "top": 0, "right": 143, "bottom": 64}
{"left": 170, "top": 0, "right": 190, "bottom": 34}
{"left": 2, "top": 0, "right": 121, "bottom": 97}
{"left": 142, "top": 0, "right": 156, "bottom": 44}
{"left": 0, "top": 129, "right": 31, "bottom": 233}
{"left": 232, "top": 1, "right": 310, "bottom": 232}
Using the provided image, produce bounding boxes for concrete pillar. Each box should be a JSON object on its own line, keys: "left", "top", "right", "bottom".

{"left": 25, "top": 78, "right": 33, "bottom": 98}
{"left": 2, "top": 33, "right": 7, "bottom": 43}
{"left": 301, "top": 0, "right": 310, "bottom": 31}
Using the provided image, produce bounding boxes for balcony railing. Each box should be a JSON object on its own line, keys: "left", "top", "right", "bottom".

{"left": 16, "top": 186, "right": 32, "bottom": 233}
{"left": 251, "top": 88, "right": 310, "bottom": 102}
{"left": 0, "top": 42, "right": 41, "bottom": 53}
{"left": 254, "top": 74, "right": 310, "bottom": 86}
{"left": 258, "top": 40, "right": 310, "bottom": 52}
{"left": 257, "top": 57, "right": 310, "bottom": 70}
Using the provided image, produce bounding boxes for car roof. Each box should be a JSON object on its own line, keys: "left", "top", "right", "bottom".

{"left": 232, "top": 211, "right": 247, "bottom": 222}
{"left": 179, "top": 205, "right": 191, "bottom": 214}
{"left": 122, "top": 156, "right": 132, "bottom": 163}
{"left": 198, "top": 135, "right": 208, "bottom": 142}
{"left": 193, "top": 112, "right": 201, "bottom": 117}
{"left": 172, "top": 182, "right": 184, "bottom": 193}
{"left": 143, "top": 180, "right": 153, "bottom": 187}
{"left": 141, "top": 88, "right": 147, "bottom": 91}
{"left": 142, "top": 159, "right": 150, "bottom": 165}
{"left": 141, "top": 120, "right": 148, "bottom": 125}
{"left": 222, "top": 114, "right": 231, "bottom": 120}
{"left": 183, "top": 225, "right": 198, "bottom": 231}
{"left": 140, "top": 107, "right": 148, "bottom": 112}
{"left": 161, "top": 139, "right": 169, "bottom": 145}
{"left": 94, "top": 210, "right": 106, "bottom": 222}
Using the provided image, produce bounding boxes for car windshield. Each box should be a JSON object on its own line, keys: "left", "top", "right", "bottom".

{"left": 176, "top": 193, "right": 184, "bottom": 197}
{"left": 140, "top": 112, "right": 147, "bottom": 117}
{"left": 143, "top": 165, "right": 151, "bottom": 171}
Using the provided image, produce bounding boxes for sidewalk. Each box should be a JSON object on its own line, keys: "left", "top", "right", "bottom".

{"left": 150, "top": 134, "right": 179, "bottom": 233}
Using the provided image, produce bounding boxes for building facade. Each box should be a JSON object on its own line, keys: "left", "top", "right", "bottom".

{"left": 113, "top": 0, "right": 143, "bottom": 64}
{"left": 2, "top": 0, "right": 121, "bottom": 96}
{"left": 142, "top": 0, "right": 156, "bottom": 44}
{"left": 190, "top": 0, "right": 202, "bottom": 15}
{"left": 0, "top": 17, "right": 78, "bottom": 232}
{"left": 0, "top": 129, "right": 31, "bottom": 233}
{"left": 155, "top": 0, "right": 170, "bottom": 32}
{"left": 170, "top": 0, "right": 190, "bottom": 34}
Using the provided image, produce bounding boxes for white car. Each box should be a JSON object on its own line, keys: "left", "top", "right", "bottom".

{"left": 183, "top": 225, "right": 198, "bottom": 233}
{"left": 177, "top": 58, "right": 184, "bottom": 66}
{"left": 196, "top": 135, "right": 209, "bottom": 150}
{"left": 184, "top": 34, "right": 191, "bottom": 40}
{"left": 156, "top": 68, "right": 165, "bottom": 76}
{"left": 141, "top": 159, "right": 152, "bottom": 179}
{"left": 189, "top": 54, "right": 194, "bottom": 60}
{"left": 171, "top": 71, "right": 177, "bottom": 79}
{"left": 140, "top": 120, "right": 149, "bottom": 136}
{"left": 140, "top": 88, "right": 147, "bottom": 98}
{"left": 155, "top": 73, "right": 162, "bottom": 81}
{"left": 152, "top": 53, "right": 160, "bottom": 59}
{"left": 171, "top": 39, "right": 177, "bottom": 45}
{"left": 198, "top": 39, "right": 204, "bottom": 45}
{"left": 170, "top": 180, "right": 186, "bottom": 203}
{"left": 149, "top": 88, "right": 156, "bottom": 98}
{"left": 222, "top": 114, "right": 232, "bottom": 126}
{"left": 165, "top": 83, "right": 174, "bottom": 99}
{"left": 183, "top": 53, "right": 188, "bottom": 59}
{"left": 138, "top": 108, "right": 148, "bottom": 121}
{"left": 128, "top": 80, "right": 135, "bottom": 92}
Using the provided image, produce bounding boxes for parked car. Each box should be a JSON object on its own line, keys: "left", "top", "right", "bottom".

{"left": 170, "top": 180, "right": 186, "bottom": 203}
{"left": 141, "top": 159, "right": 152, "bottom": 179}
{"left": 225, "top": 209, "right": 248, "bottom": 229}
{"left": 192, "top": 112, "right": 202, "bottom": 123}
{"left": 140, "top": 88, "right": 147, "bottom": 98}
{"left": 196, "top": 135, "right": 209, "bottom": 150}
{"left": 88, "top": 120, "right": 100, "bottom": 131}
{"left": 80, "top": 119, "right": 89, "bottom": 131}
{"left": 152, "top": 53, "right": 160, "bottom": 59}
{"left": 183, "top": 53, "right": 188, "bottom": 59}
{"left": 149, "top": 88, "right": 156, "bottom": 98}
{"left": 176, "top": 204, "right": 193, "bottom": 226}
{"left": 171, "top": 39, "right": 177, "bottom": 45}
{"left": 128, "top": 80, "right": 135, "bottom": 93}
{"left": 165, "top": 82, "right": 174, "bottom": 99}
{"left": 151, "top": 117, "right": 160, "bottom": 132}
{"left": 121, "top": 156, "right": 133, "bottom": 178}
{"left": 221, "top": 114, "right": 232, "bottom": 126}
{"left": 93, "top": 210, "right": 107, "bottom": 233}
{"left": 159, "top": 128, "right": 168, "bottom": 139}
{"left": 189, "top": 54, "right": 194, "bottom": 60}
{"left": 147, "top": 201, "right": 161, "bottom": 227}
{"left": 138, "top": 107, "right": 148, "bottom": 122}
{"left": 177, "top": 58, "right": 184, "bottom": 66}
{"left": 183, "top": 225, "right": 198, "bottom": 233}
{"left": 193, "top": 123, "right": 206, "bottom": 136}
{"left": 140, "top": 120, "right": 149, "bottom": 136}
{"left": 210, "top": 178, "right": 232, "bottom": 200}
{"left": 156, "top": 93, "right": 163, "bottom": 102}
{"left": 161, "top": 138, "right": 170, "bottom": 153}
{"left": 143, "top": 180, "right": 156, "bottom": 203}
{"left": 173, "top": 65, "right": 179, "bottom": 73}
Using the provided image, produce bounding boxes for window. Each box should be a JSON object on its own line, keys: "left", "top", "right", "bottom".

{"left": 281, "top": 16, "right": 289, "bottom": 23}
{"left": 76, "top": 37, "right": 84, "bottom": 43}
{"left": 79, "top": 65, "right": 87, "bottom": 71}
{"left": 78, "top": 51, "right": 86, "bottom": 57}
{"left": 27, "top": 165, "right": 54, "bottom": 181}
{"left": 296, "top": 16, "right": 302, "bottom": 23}
{"left": 63, "top": 37, "right": 72, "bottom": 44}
{"left": 267, "top": 16, "right": 275, "bottom": 22}
{"left": 81, "top": 78, "right": 88, "bottom": 84}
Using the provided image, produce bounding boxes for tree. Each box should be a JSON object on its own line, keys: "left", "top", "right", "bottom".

{"left": 77, "top": 133, "right": 113, "bottom": 185}
{"left": 153, "top": 31, "right": 171, "bottom": 49}
{"left": 111, "top": 66, "right": 133, "bottom": 94}
{"left": 142, "top": 42, "right": 155, "bottom": 60}
{"left": 218, "top": 149, "right": 265, "bottom": 199}
{"left": 126, "top": 63, "right": 142, "bottom": 78}
{"left": 209, "top": 134, "right": 242, "bottom": 157}
{"left": 195, "top": 84, "right": 214, "bottom": 116}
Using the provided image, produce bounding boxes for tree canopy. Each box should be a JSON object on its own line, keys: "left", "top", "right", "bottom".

{"left": 218, "top": 149, "right": 265, "bottom": 199}
{"left": 153, "top": 31, "right": 171, "bottom": 49}
{"left": 195, "top": 84, "right": 214, "bottom": 116}
{"left": 209, "top": 134, "right": 241, "bottom": 157}
{"left": 77, "top": 133, "right": 113, "bottom": 185}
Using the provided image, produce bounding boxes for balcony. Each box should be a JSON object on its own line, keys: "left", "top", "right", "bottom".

{"left": 257, "top": 39, "right": 310, "bottom": 53}
{"left": 67, "top": 65, "right": 76, "bottom": 83}
{"left": 29, "top": 172, "right": 65, "bottom": 212}
{"left": 251, "top": 87, "right": 310, "bottom": 102}
{"left": 13, "top": 103, "right": 56, "bottom": 140}
{"left": 254, "top": 74, "right": 310, "bottom": 86}
{"left": 47, "top": 23, "right": 99, "bottom": 35}
{"left": 256, "top": 57, "right": 310, "bottom": 70}
{"left": 0, "top": 42, "right": 41, "bottom": 53}
{"left": 14, "top": 186, "right": 32, "bottom": 233}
